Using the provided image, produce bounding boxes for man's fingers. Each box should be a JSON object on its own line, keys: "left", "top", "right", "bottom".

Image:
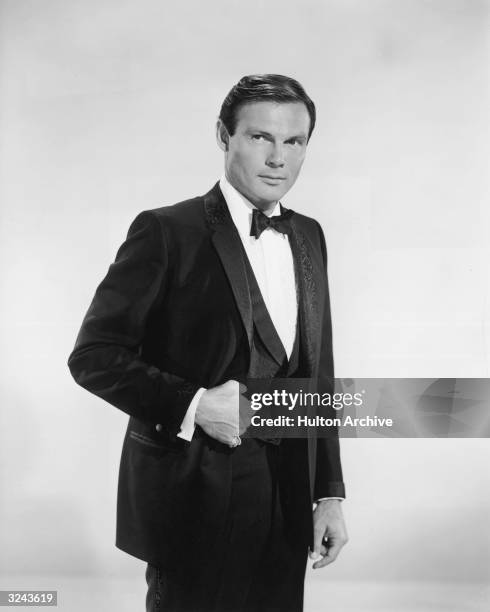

{"left": 310, "top": 523, "right": 326, "bottom": 559}
{"left": 200, "top": 420, "right": 239, "bottom": 446}
{"left": 308, "top": 544, "right": 327, "bottom": 561}
{"left": 312, "top": 539, "right": 344, "bottom": 569}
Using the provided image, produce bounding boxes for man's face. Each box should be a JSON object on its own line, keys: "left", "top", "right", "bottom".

{"left": 221, "top": 101, "right": 310, "bottom": 210}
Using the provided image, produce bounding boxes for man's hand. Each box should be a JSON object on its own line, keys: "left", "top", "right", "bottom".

{"left": 309, "top": 499, "right": 348, "bottom": 569}
{"left": 195, "top": 380, "right": 247, "bottom": 446}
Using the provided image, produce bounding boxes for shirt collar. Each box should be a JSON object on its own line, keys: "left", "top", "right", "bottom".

{"left": 219, "top": 174, "right": 282, "bottom": 238}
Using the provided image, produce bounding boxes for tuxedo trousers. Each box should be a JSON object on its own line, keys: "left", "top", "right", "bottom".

{"left": 145, "top": 438, "right": 308, "bottom": 612}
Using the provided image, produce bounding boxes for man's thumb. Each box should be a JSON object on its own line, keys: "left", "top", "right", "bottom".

{"left": 308, "top": 546, "right": 321, "bottom": 561}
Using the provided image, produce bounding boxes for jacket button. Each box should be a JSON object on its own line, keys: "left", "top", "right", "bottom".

{"left": 155, "top": 424, "right": 163, "bottom": 432}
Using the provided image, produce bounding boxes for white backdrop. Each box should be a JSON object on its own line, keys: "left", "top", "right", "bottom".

{"left": 0, "top": 0, "right": 489, "bottom": 597}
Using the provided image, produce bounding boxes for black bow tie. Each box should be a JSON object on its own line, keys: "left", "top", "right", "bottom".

{"left": 250, "top": 208, "right": 294, "bottom": 239}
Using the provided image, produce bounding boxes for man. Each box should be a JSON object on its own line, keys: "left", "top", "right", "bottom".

{"left": 68, "top": 74, "right": 347, "bottom": 612}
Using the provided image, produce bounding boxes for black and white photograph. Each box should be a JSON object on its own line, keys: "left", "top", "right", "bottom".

{"left": 0, "top": 1, "right": 489, "bottom": 611}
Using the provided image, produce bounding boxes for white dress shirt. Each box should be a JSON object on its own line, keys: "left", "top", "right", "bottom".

{"left": 221, "top": 174, "right": 299, "bottom": 356}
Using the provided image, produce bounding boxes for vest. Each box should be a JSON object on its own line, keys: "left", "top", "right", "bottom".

{"left": 243, "top": 252, "right": 300, "bottom": 380}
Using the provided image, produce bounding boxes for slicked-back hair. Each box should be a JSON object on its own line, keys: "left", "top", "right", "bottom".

{"left": 219, "top": 74, "right": 316, "bottom": 140}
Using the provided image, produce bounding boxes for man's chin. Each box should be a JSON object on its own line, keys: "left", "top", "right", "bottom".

{"left": 254, "top": 183, "right": 290, "bottom": 205}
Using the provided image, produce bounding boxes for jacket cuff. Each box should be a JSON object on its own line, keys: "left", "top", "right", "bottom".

{"left": 176, "top": 387, "right": 206, "bottom": 441}
{"left": 162, "top": 381, "right": 201, "bottom": 436}
{"left": 314, "top": 481, "right": 346, "bottom": 500}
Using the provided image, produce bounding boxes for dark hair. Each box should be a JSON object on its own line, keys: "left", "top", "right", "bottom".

{"left": 219, "top": 74, "right": 316, "bottom": 140}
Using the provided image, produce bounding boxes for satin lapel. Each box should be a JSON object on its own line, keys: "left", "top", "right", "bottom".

{"left": 204, "top": 183, "right": 253, "bottom": 350}
{"left": 288, "top": 218, "right": 321, "bottom": 501}
{"left": 288, "top": 218, "right": 320, "bottom": 377}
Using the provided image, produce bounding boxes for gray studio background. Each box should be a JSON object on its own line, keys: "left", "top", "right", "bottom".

{"left": 0, "top": 0, "right": 489, "bottom": 610}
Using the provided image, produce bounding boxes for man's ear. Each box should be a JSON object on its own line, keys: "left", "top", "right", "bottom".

{"left": 216, "top": 119, "right": 230, "bottom": 152}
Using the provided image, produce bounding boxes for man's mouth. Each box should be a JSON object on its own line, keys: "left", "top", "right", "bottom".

{"left": 259, "top": 175, "right": 286, "bottom": 184}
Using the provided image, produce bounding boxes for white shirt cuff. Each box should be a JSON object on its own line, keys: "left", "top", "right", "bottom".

{"left": 316, "top": 497, "right": 344, "bottom": 502}
{"left": 176, "top": 387, "right": 206, "bottom": 441}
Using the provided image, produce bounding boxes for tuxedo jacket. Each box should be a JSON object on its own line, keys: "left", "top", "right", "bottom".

{"left": 68, "top": 182, "right": 345, "bottom": 566}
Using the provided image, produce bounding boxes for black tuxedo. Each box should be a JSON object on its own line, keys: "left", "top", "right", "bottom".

{"left": 68, "top": 182, "right": 345, "bottom": 609}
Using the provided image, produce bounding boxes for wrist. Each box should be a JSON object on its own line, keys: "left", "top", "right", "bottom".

{"left": 316, "top": 498, "right": 342, "bottom": 507}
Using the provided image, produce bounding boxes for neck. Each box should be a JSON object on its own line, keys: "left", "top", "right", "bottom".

{"left": 253, "top": 200, "right": 277, "bottom": 214}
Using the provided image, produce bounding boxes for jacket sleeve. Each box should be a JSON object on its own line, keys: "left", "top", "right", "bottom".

{"left": 67, "top": 210, "right": 199, "bottom": 435}
{"left": 313, "top": 220, "right": 346, "bottom": 500}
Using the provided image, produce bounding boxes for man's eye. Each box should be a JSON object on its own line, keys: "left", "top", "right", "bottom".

{"left": 251, "top": 135, "right": 266, "bottom": 141}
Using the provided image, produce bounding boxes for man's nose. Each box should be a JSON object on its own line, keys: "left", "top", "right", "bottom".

{"left": 266, "top": 144, "right": 285, "bottom": 167}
